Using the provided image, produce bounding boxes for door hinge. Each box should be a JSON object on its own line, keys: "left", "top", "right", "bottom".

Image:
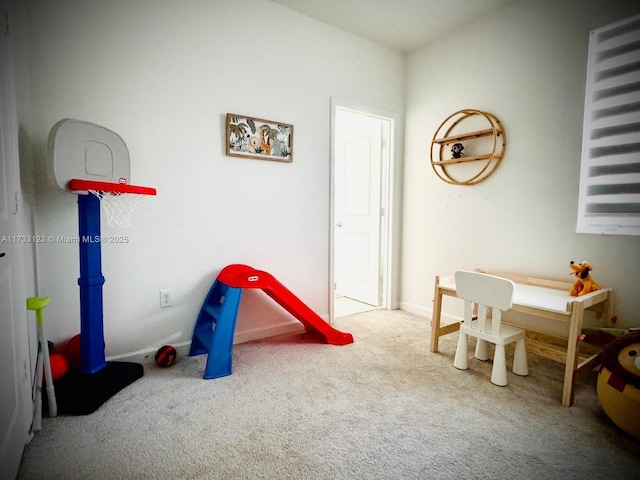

{"left": 13, "top": 192, "right": 19, "bottom": 214}
{"left": 3, "top": 10, "right": 9, "bottom": 36}
{"left": 381, "top": 138, "right": 388, "bottom": 148}
{"left": 380, "top": 207, "right": 385, "bottom": 217}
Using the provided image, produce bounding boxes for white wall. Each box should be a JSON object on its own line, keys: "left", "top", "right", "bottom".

{"left": 402, "top": 0, "right": 640, "bottom": 329}
{"left": 25, "top": 0, "right": 404, "bottom": 356}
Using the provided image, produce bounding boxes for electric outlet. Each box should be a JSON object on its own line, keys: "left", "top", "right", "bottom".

{"left": 160, "top": 289, "right": 173, "bottom": 308}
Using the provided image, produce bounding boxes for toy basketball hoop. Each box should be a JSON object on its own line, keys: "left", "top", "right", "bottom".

{"left": 68, "top": 179, "right": 156, "bottom": 228}
{"left": 47, "top": 118, "right": 155, "bottom": 396}
{"left": 49, "top": 119, "right": 156, "bottom": 228}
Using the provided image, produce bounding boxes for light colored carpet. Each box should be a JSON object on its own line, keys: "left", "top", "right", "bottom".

{"left": 17, "top": 310, "right": 640, "bottom": 479}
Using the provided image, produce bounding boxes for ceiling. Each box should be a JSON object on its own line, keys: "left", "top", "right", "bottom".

{"left": 269, "top": 0, "right": 514, "bottom": 53}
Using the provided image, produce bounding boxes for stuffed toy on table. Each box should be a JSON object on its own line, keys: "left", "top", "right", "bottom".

{"left": 569, "top": 261, "right": 601, "bottom": 296}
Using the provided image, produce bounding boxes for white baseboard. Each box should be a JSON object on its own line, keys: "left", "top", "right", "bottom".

{"left": 233, "top": 321, "right": 305, "bottom": 344}
{"left": 107, "top": 308, "right": 461, "bottom": 366}
{"left": 399, "top": 301, "right": 430, "bottom": 318}
{"left": 399, "top": 302, "right": 461, "bottom": 326}
{"left": 107, "top": 321, "right": 306, "bottom": 365}
{"left": 106, "top": 341, "right": 193, "bottom": 365}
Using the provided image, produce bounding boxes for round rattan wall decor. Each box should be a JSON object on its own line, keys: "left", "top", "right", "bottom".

{"left": 430, "top": 109, "right": 506, "bottom": 185}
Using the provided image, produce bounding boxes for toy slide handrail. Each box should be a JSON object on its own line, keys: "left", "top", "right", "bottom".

{"left": 68, "top": 179, "right": 157, "bottom": 195}
{"left": 216, "top": 264, "right": 264, "bottom": 286}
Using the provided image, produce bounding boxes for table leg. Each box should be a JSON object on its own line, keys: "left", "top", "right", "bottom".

{"left": 430, "top": 278, "right": 443, "bottom": 353}
{"left": 604, "top": 290, "right": 614, "bottom": 324}
{"left": 562, "top": 303, "right": 585, "bottom": 406}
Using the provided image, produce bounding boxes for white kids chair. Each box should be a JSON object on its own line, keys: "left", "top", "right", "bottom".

{"left": 453, "top": 270, "right": 528, "bottom": 386}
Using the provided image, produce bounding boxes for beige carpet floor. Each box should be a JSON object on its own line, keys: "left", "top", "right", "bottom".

{"left": 16, "top": 309, "right": 640, "bottom": 479}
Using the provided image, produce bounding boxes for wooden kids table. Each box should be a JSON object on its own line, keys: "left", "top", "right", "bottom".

{"left": 430, "top": 270, "right": 613, "bottom": 406}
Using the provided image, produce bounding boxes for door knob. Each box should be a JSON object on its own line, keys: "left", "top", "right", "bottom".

{"left": 335, "top": 222, "right": 343, "bottom": 228}
{"left": 0, "top": 252, "right": 5, "bottom": 258}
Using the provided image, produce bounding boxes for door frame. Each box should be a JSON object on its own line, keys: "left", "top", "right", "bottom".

{"left": 0, "top": 1, "right": 32, "bottom": 476}
{"left": 329, "top": 98, "right": 402, "bottom": 319}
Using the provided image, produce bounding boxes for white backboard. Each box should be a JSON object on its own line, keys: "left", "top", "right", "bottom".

{"left": 48, "top": 119, "right": 130, "bottom": 190}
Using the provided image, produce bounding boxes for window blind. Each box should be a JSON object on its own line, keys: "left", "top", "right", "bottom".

{"left": 577, "top": 14, "right": 640, "bottom": 235}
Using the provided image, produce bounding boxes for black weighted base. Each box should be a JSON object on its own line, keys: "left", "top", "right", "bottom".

{"left": 45, "top": 361, "right": 144, "bottom": 416}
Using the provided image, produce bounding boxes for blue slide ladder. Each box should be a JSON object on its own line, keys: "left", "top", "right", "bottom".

{"left": 188, "top": 279, "right": 243, "bottom": 379}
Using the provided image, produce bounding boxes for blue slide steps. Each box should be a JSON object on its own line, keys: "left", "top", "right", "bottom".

{"left": 188, "top": 279, "right": 243, "bottom": 379}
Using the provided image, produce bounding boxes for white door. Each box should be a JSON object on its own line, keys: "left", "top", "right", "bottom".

{"left": 0, "top": 4, "right": 30, "bottom": 477}
{"left": 334, "top": 110, "right": 384, "bottom": 306}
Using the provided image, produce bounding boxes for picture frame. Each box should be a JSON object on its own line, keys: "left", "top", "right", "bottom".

{"left": 225, "top": 113, "right": 294, "bottom": 163}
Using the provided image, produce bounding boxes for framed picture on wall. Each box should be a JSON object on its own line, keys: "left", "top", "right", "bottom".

{"left": 225, "top": 113, "right": 294, "bottom": 162}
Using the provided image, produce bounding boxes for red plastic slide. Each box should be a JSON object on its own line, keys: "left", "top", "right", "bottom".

{"left": 217, "top": 264, "right": 354, "bottom": 345}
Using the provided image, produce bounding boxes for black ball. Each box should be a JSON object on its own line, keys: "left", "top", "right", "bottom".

{"left": 155, "top": 345, "right": 177, "bottom": 368}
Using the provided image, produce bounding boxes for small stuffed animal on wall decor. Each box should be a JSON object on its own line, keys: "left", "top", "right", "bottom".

{"left": 451, "top": 142, "right": 464, "bottom": 159}
{"left": 569, "top": 260, "right": 601, "bottom": 296}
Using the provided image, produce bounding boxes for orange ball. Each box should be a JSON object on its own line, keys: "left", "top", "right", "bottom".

{"left": 44, "top": 353, "right": 68, "bottom": 381}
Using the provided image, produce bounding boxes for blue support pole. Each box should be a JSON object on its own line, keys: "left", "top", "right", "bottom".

{"left": 77, "top": 194, "right": 107, "bottom": 374}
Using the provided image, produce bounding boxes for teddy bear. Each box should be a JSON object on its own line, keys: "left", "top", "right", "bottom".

{"left": 569, "top": 260, "right": 601, "bottom": 296}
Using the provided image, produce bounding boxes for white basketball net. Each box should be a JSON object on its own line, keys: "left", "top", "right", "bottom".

{"left": 89, "top": 190, "right": 145, "bottom": 228}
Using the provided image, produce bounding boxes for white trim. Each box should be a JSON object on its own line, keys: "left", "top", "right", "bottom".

{"left": 399, "top": 302, "right": 431, "bottom": 318}
{"left": 399, "top": 302, "right": 462, "bottom": 327}
{"left": 232, "top": 321, "right": 305, "bottom": 344}
{"left": 329, "top": 98, "right": 402, "bottom": 320}
{"left": 0, "top": 2, "right": 32, "bottom": 473}
{"left": 108, "top": 322, "right": 306, "bottom": 365}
